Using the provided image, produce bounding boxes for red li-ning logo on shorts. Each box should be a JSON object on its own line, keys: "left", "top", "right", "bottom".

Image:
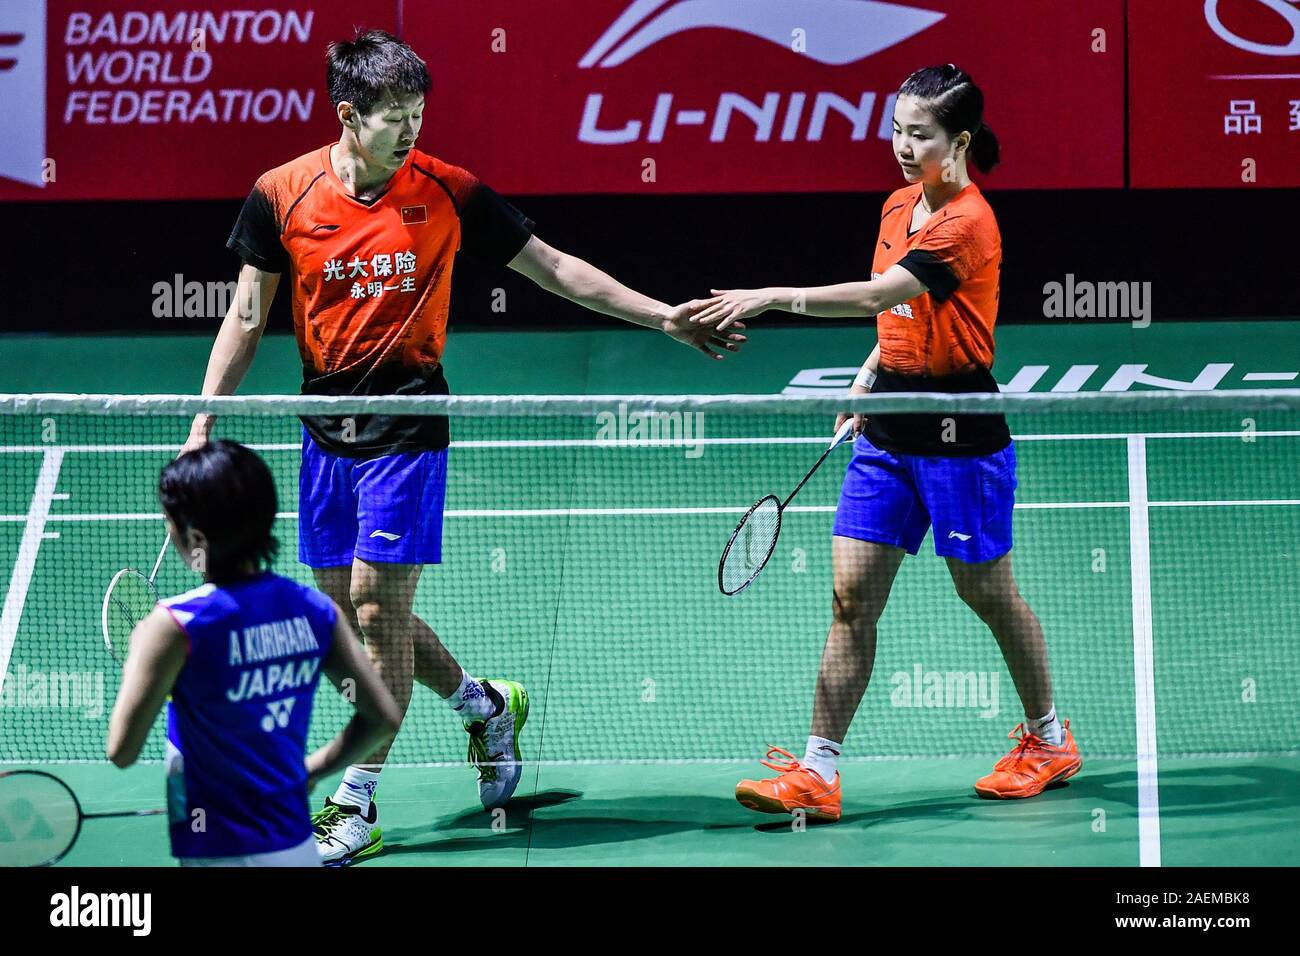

{"left": 401, "top": 205, "right": 427, "bottom": 225}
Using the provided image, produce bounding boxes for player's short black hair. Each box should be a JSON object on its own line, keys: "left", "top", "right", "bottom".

{"left": 898, "top": 64, "right": 1000, "bottom": 174}
{"left": 326, "top": 29, "right": 430, "bottom": 115}
{"left": 159, "top": 440, "right": 278, "bottom": 580}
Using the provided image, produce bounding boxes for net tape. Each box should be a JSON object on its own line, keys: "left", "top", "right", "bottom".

{"left": 2, "top": 389, "right": 1300, "bottom": 418}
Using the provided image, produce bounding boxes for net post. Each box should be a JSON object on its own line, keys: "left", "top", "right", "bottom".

{"left": 1126, "top": 434, "right": 1162, "bottom": 867}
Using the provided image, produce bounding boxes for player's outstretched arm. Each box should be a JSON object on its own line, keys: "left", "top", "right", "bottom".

{"left": 507, "top": 235, "right": 747, "bottom": 360}
{"left": 689, "top": 264, "right": 928, "bottom": 330}
{"left": 106, "top": 608, "right": 188, "bottom": 768}
{"left": 307, "top": 607, "right": 402, "bottom": 790}
{"left": 182, "top": 264, "right": 281, "bottom": 453}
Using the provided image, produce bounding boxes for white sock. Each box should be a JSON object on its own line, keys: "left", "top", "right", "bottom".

{"left": 802, "top": 736, "right": 842, "bottom": 784}
{"left": 1027, "top": 706, "right": 1063, "bottom": 746}
{"left": 332, "top": 765, "right": 380, "bottom": 813}
{"left": 446, "top": 670, "right": 496, "bottom": 721}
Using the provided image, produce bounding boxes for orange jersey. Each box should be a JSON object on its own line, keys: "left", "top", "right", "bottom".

{"left": 864, "top": 181, "right": 1010, "bottom": 457}
{"left": 871, "top": 181, "right": 1001, "bottom": 377}
{"left": 227, "top": 144, "right": 533, "bottom": 455}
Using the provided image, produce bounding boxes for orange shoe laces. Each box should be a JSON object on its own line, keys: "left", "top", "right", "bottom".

{"left": 996, "top": 719, "right": 1074, "bottom": 769}
{"left": 758, "top": 746, "right": 805, "bottom": 774}
{"left": 994, "top": 723, "right": 1045, "bottom": 770}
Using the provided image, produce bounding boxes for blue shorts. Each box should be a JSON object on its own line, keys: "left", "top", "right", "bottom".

{"left": 832, "top": 435, "right": 1017, "bottom": 564}
{"left": 299, "top": 429, "right": 448, "bottom": 568}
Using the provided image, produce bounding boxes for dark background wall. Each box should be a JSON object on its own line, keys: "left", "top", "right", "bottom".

{"left": 0, "top": 187, "right": 1294, "bottom": 335}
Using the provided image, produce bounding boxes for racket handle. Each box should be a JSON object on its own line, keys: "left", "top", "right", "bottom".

{"left": 149, "top": 533, "right": 170, "bottom": 583}
{"left": 783, "top": 417, "right": 858, "bottom": 509}
{"left": 85, "top": 809, "right": 166, "bottom": 819}
{"left": 830, "top": 416, "right": 856, "bottom": 449}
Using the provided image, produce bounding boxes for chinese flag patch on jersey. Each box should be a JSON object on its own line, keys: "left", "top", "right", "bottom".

{"left": 401, "top": 205, "right": 427, "bottom": 225}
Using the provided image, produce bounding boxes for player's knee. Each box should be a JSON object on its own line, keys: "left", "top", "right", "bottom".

{"left": 954, "top": 577, "right": 1014, "bottom": 620}
{"left": 351, "top": 593, "right": 402, "bottom": 636}
{"left": 832, "top": 585, "right": 883, "bottom": 629}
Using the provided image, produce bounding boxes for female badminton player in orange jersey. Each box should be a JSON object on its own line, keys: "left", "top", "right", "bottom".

{"left": 691, "top": 65, "right": 1081, "bottom": 822}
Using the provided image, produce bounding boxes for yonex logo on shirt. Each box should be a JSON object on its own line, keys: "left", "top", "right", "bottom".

{"left": 261, "top": 698, "right": 295, "bottom": 732}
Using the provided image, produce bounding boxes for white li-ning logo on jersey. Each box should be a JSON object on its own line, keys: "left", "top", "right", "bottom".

{"left": 873, "top": 272, "right": 915, "bottom": 318}
{"left": 262, "top": 698, "right": 295, "bottom": 732}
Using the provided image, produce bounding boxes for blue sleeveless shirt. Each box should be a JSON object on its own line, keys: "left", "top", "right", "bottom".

{"left": 161, "top": 572, "right": 335, "bottom": 858}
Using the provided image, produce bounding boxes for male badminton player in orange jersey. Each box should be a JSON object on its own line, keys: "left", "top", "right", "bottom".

{"left": 181, "top": 29, "right": 745, "bottom": 863}
{"left": 691, "top": 65, "right": 1081, "bottom": 822}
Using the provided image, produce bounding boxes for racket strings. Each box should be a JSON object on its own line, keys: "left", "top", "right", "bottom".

{"left": 720, "top": 496, "right": 782, "bottom": 595}
{"left": 101, "top": 569, "right": 161, "bottom": 662}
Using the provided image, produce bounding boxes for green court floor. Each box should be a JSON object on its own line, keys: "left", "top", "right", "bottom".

{"left": 34, "top": 758, "right": 1300, "bottom": 867}
{"left": 1, "top": 323, "right": 1297, "bottom": 866}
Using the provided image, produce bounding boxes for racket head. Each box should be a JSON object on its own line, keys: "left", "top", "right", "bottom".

{"left": 0, "top": 770, "right": 83, "bottom": 867}
{"left": 101, "top": 568, "right": 160, "bottom": 663}
{"left": 718, "top": 494, "right": 783, "bottom": 595}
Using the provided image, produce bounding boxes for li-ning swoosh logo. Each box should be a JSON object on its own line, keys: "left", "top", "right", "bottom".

{"left": 1, "top": 1, "right": 46, "bottom": 189}
{"left": 580, "top": 0, "right": 944, "bottom": 68}
{"left": 1205, "top": 0, "right": 1300, "bottom": 56}
{"left": 0, "top": 33, "right": 23, "bottom": 72}
{"left": 369, "top": 530, "right": 402, "bottom": 541}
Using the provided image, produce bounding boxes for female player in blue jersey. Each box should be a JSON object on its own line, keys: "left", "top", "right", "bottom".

{"left": 107, "top": 440, "right": 402, "bottom": 866}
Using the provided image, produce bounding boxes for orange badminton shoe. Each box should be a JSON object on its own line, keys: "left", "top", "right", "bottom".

{"left": 975, "top": 720, "right": 1082, "bottom": 799}
{"left": 735, "top": 746, "right": 842, "bottom": 822}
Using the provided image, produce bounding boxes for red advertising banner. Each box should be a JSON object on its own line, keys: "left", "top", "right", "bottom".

{"left": 0, "top": 1, "right": 398, "bottom": 200}
{"left": 1, "top": 1, "right": 1134, "bottom": 199}
{"left": 1129, "top": 0, "right": 1300, "bottom": 188}
{"left": 412, "top": 0, "right": 1125, "bottom": 194}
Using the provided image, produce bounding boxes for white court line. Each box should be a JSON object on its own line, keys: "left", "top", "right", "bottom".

{"left": 0, "top": 449, "right": 64, "bottom": 701}
{"left": 1151, "top": 499, "right": 1300, "bottom": 508}
{"left": 1, "top": 430, "right": 1298, "bottom": 454}
{"left": 1127, "top": 436, "right": 1162, "bottom": 867}
{"left": 0, "top": 443, "right": 300, "bottom": 454}
{"left": 9, "top": 498, "right": 1300, "bottom": 524}
{"left": 1016, "top": 430, "right": 1300, "bottom": 441}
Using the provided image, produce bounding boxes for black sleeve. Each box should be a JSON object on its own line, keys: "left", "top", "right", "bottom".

{"left": 897, "top": 249, "right": 959, "bottom": 303}
{"left": 458, "top": 182, "right": 535, "bottom": 266}
{"left": 226, "top": 183, "right": 289, "bottom": 273}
